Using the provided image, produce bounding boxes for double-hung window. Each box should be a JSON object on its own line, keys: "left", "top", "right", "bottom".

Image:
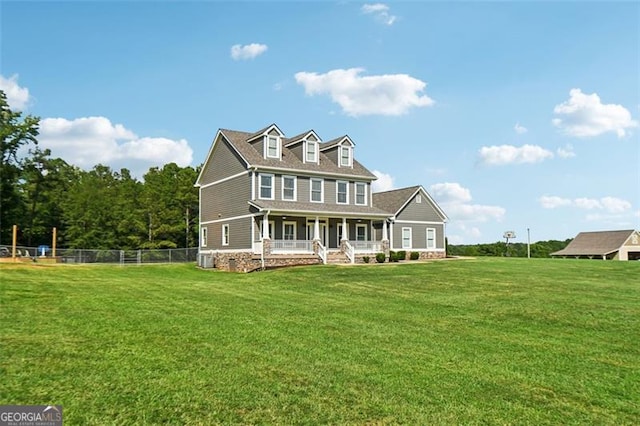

{"left": 336, "top": 181, "right": 348, "bottom": 204}
{"left": 310, "top": 178, "right": 323, "bottom": 203}
{"left": 340, "top": 146, "right": 352, "bottom": 167}
{"left": 402, "top": 227, "right": 412, "bottom": 249}
{"left": 259, "top": 174, "right": 274, "bottom": 199}
{"left": 305, "top": 141, "right": 317, "bottom": 163}
{"left": 355, "top": 182, "right": 366, "bottom": 205}
{"left": 201, "top": 227, "right": 207, "bottom": 247}
{"left": 222, "top": 224, "right": 230, "bottom": 246}
{"left": 426, "top": 228, "right": 436, "bottom": 249}
{"left": 282, "top": 176, "right": 296, "bottom": 201}
{"left": 266, "top": 136, "right": 280, "bottom": 159}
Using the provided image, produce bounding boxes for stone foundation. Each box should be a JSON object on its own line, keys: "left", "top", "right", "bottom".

{"left": 418, "top": 251, "right": 446, "bottom": 260}
{"left": 203, "top": 251, "right": 322, "bottom": 272}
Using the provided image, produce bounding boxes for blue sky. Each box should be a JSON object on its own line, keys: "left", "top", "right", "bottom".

{"left": 1, "top": 1, "right": 638, "bottom": 244}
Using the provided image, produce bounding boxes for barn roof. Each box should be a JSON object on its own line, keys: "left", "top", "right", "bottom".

{"left": 551, "top": 229, "right": 636, "bottom": 256}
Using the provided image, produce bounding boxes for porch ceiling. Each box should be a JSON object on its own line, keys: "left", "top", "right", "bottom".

{"left": 249, "top": 200, "right": 390, "bottom": 219}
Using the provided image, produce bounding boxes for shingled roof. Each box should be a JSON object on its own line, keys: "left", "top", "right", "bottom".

{"left": 219, "top": 128, "right": 376, "bottom": 179}
{"left": 372, "top": 186, "right": 421, "bottom": 215}
{"left": 249, "top": 200, "right": 389, "bottom": 217}
{"left": 551, "top": 230, "right": 636, "bottom": 256}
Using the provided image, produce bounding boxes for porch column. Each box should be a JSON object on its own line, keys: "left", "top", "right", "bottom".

{"left": 382, "top": 220, "right": 388, "bottom": 241}
{"left": 262, "top": 213, "right": 269, "bottom": 239}
{"left": 342, "top": 217, "right": 348, "bottom": 240}
{"left": 313, "top": 216, "right": 320, "bottom": 240}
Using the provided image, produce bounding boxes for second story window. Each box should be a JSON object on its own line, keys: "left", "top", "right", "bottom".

{"left": 355, "top": 182, "right": 366, "bottom": 205}
{"left": 305, "top": 140, "right": 318, "bottom": 163}
{"left": 282, "top": 176, "right": 296, "bottom": 201}
{"left": 310, "top": 178, "right": 323, "bottom": 203}
{"left": 266, "top": 136, "right": 280, "bottom": 159}
{"left": 259, "top": 173, "right": 274, "bottom": 199}
{"left": 340, "top": 145, "right": 352, "bottom": 167}
{"left": 337, "top": 180, "right": 348, "bottom": 204}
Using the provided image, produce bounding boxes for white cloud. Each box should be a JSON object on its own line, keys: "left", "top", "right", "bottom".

{"left": 371, "top": 170, "right": 395, "bottom": 192}
{"left": 539, "top": 196, "right": 572, "bottom": 209}
{"left": 0, "top": 74, "right": 31, "bottom": 110}
{"left": 478, "top": 144, "right": 554, "bottom": 166}
{"left": 230, "top": 43, "right": 268, "bottom": 61}
{"left": 514, "top": 122, "right": 528, "bottom": 134}
{"left": 295, "top": 68, "right": 434, "bottom": 116}
{"left": 429, "top": 182, "right": 471, "bottom": 204}
{"left": 361, "top": 3, "right": 397, "bottom": 25}
{"left": 429, "top": 182, "right": 505, "bottom": 222}
{"left": 39, "top": 116, "right": 193, "bottom": 177}
{"left": 539, "top": 195, "right": 632, "bottom": 214}
{"left": 556, "top": 144, "right": 576, "bottom": 158}
{"left": 552, "top": 88, "right": 638, "bottom": 138}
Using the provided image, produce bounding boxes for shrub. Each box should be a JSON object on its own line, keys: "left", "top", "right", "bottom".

{"left": 397, "top": 251, "right": 406, "bottom": 260}
{"left": 362, "top": 256, "right": 370, "bottom": 263}
{"left": 390, "top": 251, "right": 399, "bottom": 262}
{"left": 375, "top": 253, "right": 386, "bottom": 263}
{"left": 410, "top": 251, "right": 420, "bottom": 260}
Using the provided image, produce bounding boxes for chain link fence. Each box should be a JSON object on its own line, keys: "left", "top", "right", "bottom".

{"left": 1, "top": 245, "right": 198, "bottom": 265}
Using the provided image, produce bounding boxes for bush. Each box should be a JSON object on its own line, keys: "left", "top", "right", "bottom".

{"left": 389, "top": 251, "right": 399, "bottom": 262}
{"left": 362, "top": 256, "right": 370, "bottom": 263}
{"left": 397, "top": 251, "right": 406, "bottom": 260}
{"left": 375, "top": 253, "right": 386, "bottom": 263}
{"left": 410, "top": 251, "right": 420, "bottom": 260}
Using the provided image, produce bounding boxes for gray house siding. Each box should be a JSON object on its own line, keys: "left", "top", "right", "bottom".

{"left": 289, "top": 143, "right": 303, "bottom": 162}
{"left": 207, "top": 217, "right": 251, "bottom": 250}
{"left": 199, "top": 137, "right": 247, "bottom": 185}
{"left": 396, "top": 193, "right": 444, "bottom": 222}
{"left": 201, "top": 174, "right": 251, "bottom": 222}
{"left": 323, "top": 147, "right": 339, "bottom": 165}
{"left": 392, "top": 223, "right": 445, "bottom": 250}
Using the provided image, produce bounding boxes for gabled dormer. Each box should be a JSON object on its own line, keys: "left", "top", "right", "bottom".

{"left": 246, "top": 124, "right": 285, "bottom": 160}
{"left": 284, "top": 130, "right": 321, "bottom": 164}
{"left": 320, "top": 136, "right": 355, "bottom": 168}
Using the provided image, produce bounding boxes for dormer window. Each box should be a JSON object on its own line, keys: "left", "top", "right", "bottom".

{"left": 305, "top": 140, "right": 318, "bottom": 163}
{"left": 340, "top": 145, "right": 352, "bottom": 167}
{"left": 266, "top": 136, "right": 280, "bottom": 159}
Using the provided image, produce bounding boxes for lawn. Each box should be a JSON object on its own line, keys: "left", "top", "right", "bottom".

{"left": 1, "top": 258, "right": 638, "bottom": 425}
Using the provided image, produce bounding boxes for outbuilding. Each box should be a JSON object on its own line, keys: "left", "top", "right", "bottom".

{"left": 551, "top": 229, "right": 640, "bottom": 260}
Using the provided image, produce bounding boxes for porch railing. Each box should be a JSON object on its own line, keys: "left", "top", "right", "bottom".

{"left": 351, "top": 241, "right": 383, "bottom": 253}
{"left": 317, "top": 242, "right": 327, "bottom": 264}
{"left": 344, "top": 241, "right": 355, "bottom": 264}
{"left": 271, "top": 240, "right": 314, "bottom": 253}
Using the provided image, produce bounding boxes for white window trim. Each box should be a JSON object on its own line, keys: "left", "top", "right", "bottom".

{"left": 339, "top": 145, "right": 352, "bottom": 167}
{"left": 282, "top": 221, "right": 297, "bottom": 240}
{"left": 310, "top": 178, "right": 324, "bottom": 203}
{"left": 222, "top": 224, "right": 230, "bottom": 246}
{"left": 355, "top": 182, "right": 367, "bottom": 206}
{"left": 426, "top": 228, "right": 436, "bottom": 249}
{"left": 260, "top": 220, "right": 275, "bottom": 240}
{"left": 201, "top": 227, "right": 207, "bottom": 247}
{"left": 402, "top": 227, "right": 412, "bottom": 249}
{"left": 265, "top": 135, "right": 280, "bottom": 159}
{"left": 336, "top": 180, "right": 349, "bottom": 205}
{"left": 305, "top": 140, "right": 318, "bottom": 164}
{"left": 416, "top": 194, "right": 422, "bottom": 204}
{"left": 282, "top": 175, "right": 297, "bottom": 201}
{"left": 356, "top": 224, "right": 367, "bottom": 241}
{"left": 258, "top": 173, "right": 274, "bottom": 200}
{"left": 337, "top": 223, "right": 345, "bottom": 242}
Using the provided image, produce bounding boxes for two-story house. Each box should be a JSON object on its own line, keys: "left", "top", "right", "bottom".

{"left": 195, "top": 124, "right": 448, "bottom": 271}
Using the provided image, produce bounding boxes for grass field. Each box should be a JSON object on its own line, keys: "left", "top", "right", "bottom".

{"left": 1, "top": 258, "right": 638, "bottom": 425}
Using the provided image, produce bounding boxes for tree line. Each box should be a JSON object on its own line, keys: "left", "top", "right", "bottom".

{"left": 447, "top": 239, "right": 571, "bottom": 258}
{"left": 0, "top": 90, "right": 199, "bottom": 250}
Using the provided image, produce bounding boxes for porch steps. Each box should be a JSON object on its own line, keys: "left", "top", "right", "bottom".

{"left": 326, "top": 252, "right": 350, "bottom": 264}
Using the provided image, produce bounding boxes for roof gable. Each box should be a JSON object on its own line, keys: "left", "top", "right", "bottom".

{"left": 195, "top": 130, "right": 249, "bottom": 186}
{"left": 284, "top": 130, "right": 321, "bottom": 147}
{"left": 246, "top": 123, "right": 284, "bottom": 143}
{"left": 372, "top": 185, "right": 448, "bottom": 221}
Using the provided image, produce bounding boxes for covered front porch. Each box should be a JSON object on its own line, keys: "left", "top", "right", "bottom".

{"left": 251, "top": 213, "right": 390, "bottom": 263}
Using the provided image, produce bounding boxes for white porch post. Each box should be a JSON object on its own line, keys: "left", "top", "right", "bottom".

{"left": 262, "top": 213, "right": 269, "bottom": 239}
{"left": 382, "top": 220, "right": 388, "bottom": 241}
{"left": 342, "top": 217, "right": 348, "bottom": 241}
{"left": 314, "top": 216, "right": 320, "bottom": 240}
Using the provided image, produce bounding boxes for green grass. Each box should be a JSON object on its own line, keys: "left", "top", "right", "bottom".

{"left": 1, "top": 258, "right": 638, "bottom": 425}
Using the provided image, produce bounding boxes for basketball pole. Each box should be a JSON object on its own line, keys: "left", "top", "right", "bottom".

{"left": 12, "top": 224, "right": 17, "bottom": 261}
{"left": 52, "top": 227, "right": 57, "bottom": 257}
